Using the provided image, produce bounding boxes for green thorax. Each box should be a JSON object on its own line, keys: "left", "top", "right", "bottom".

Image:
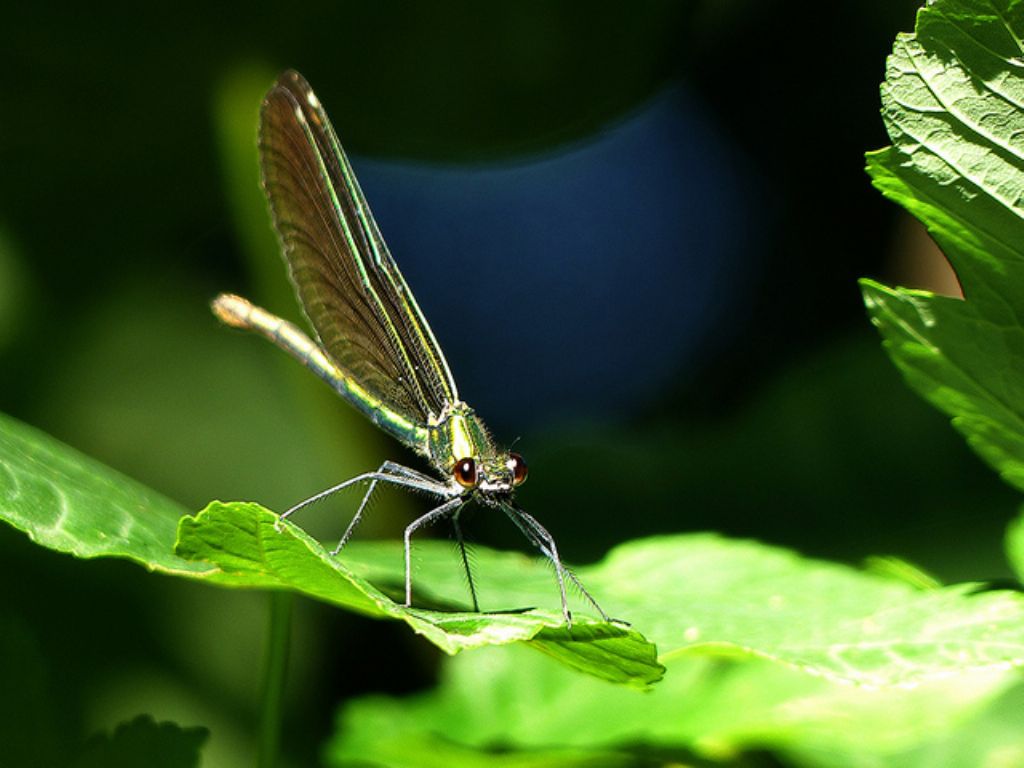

{"left": 426, "top": 401, "right": 499, "bottom": 471}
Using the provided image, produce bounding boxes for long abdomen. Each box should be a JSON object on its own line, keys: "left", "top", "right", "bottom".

{"left": 211, "top": 293, "right": 429, "bottom": 452}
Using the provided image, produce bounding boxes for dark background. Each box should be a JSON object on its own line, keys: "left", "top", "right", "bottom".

{"left": 2, "top": 2, "right": 1016, "bottom": 766}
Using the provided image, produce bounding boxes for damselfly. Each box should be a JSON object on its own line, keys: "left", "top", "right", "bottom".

{"left": 213, "top": 70, "right": 607, "bottom": 626}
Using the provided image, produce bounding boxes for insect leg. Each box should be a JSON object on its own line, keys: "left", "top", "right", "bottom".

{"left": 330, "top": 461, "right": 450, "bottom": 555}
{"left": 501, "top": 505, "right": 571, "bottom": 627}
{"left": 404, "top": 497, "right": 463, "bottom": 607}
{"left": 517, "top": 509, "right": 610, "bottom": 622}
{"left": 503, "top": 504, "right": 611, "bottom": 624}
{"left": 450, "top": 505, "right": 479, "bottom": 612}
{"left": 277, "top": 465, "right": 449, "bottom": 532}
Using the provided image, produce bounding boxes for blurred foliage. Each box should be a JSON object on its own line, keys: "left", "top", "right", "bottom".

{"left": 0, "top": 227, "right": 31, "bottom": 352}
{"left": 327, "top": 645, "right": 1024, "bottom": 767}
{"left": 73, "top": 716, "right": 207, "bottom": 768}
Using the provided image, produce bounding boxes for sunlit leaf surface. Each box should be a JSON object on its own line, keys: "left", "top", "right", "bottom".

{"left": 862, "top": 0, "right": 1024, "bottom": 491}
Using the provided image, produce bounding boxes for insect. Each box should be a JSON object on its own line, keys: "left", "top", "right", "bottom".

{"left": 212, "top": 70, "right": 608, "bottom": 627}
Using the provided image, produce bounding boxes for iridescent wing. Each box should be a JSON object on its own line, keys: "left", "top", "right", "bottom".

{"left": 258, "top": 70, "right": 459, "bottom": 429}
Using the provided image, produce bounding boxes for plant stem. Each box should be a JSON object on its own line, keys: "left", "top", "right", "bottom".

{"left": 258, "top": 591, "right": 293, "bottom": 768}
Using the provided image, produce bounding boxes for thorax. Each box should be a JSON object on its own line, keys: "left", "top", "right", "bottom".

{"left": 426, "top": 401, "right": 497, "bottom": 472}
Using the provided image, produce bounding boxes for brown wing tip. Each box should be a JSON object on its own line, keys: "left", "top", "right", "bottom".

{"left": 261, "top": 69, "right": 324, "bottom": 135}
{"left": 267, "top": 70, "right": 314, "bottom": 105}
{"left": 276, "top": 69, "right": 306, "bottom": 88}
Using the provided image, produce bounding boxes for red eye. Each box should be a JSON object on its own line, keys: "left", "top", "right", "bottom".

{"left": 453, "top": 457, "right": 478, "bottom": 488}
{"left": 507, "top": 452, "right": 528, "bottom": 486}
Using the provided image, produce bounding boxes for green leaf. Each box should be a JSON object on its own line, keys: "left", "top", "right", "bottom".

{"left": 326, "top": 529, "right": 1024, "bottom": 763}
{"left": 0, "top": 410, "right": 658, "bottom": 686}
{"left": 73, "top": 715, "right": 208, "bottom": 768}
{"left": 862, "top": 0, "right": 1024, "bottom": 490}
{"left": 898, "top": 679, "right": 1024, "bottom": 768}
{"left": 9, "top": 398, "right": 1024, "bottom": 692}
{"left": 175, "top": 502, "right": 1024, "bottom": 690}
{"left": 574, "top": 534, "right": 1024, "bottom": 687}
{"left": 862, "top": 280, "right": 1024, "bottom": 490}
{"left": 0, "top": 411, "right": 203, "bottom": 576}
{"left": 862, "top": 554, "right": 942, "bottom": 590}
{"left": 176, "top": 501, "right": 662, "bottom": 687}
{"left": 328, "top": 517, "right": 1024, "bottom": 764}
{"left": 327, "top": 646, "right": 1020, "bottom": 768}
{"left": 178, "top": 503, "right": 1024, "bottom": 690}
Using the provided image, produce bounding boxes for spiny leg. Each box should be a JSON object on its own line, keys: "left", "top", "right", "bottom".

{"left": 330, "top": 461, "right": 446, "bottom": 555}
{"left": 450, "top": 505, "right": 479, "bottom": 612}
{"left": 275, "top": 462, "right": 450, "bottom": 556}
{"left": 501, "top": 505, "right": 570, "bottom": 626}
{"left": 404, "top": 498, "right": 463, "bottom": 607}
{"left": 513, "top": 508, "right": 610, "bottom": 620}
{"left": 276, "top": 466, "right": 448, "bottom": 527}
{"left": 504, "top": 504, "right": 611, "bottom": 624}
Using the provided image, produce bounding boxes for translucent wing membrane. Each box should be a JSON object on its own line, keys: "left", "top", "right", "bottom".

{"left": 259, "top": 70, "right": 458, "bottom": 428}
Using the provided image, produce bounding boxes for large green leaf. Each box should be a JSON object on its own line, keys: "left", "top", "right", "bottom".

{"left": 178, "top": 499, "right": 1024, "bottom": 693}
{"left": 0, "top": 412, "right": 658, "bottom": 686}
{"left": 326, "top": 489, "right": 1024, "bottom": 765}
{"left": 9, "top": 404, "right": 1024, "bottom": 690}
{"left": 327, "top": 645, "right": 1021, "bottom": 768}
{"left": 862, "top": 0, "right": 1024, "bottom": 490}
{"left": 332, "top": 509, "right": 1024, "bottom": 765}
{"left": 0, "top": 411, "right": 203, "bottom": 576}
{"left": 332, "top": 530, "right": 1024, "bottom": 688}
{"left": 175, "top": 501, "right": 660, "bottom": 686}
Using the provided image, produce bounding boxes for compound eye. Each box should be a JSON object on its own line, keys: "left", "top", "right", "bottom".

{"left": 453, "top": 457, "right": 478, "bottom": 488}
{"left": 507, "top": 452, "right": 528, "bottom": 486}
